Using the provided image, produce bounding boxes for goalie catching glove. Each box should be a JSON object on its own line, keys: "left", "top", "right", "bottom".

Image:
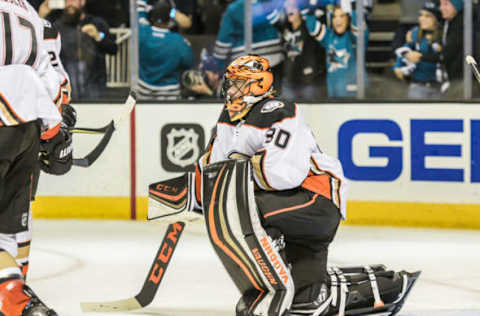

{"left": 39, "top": 127, "right": 73, "bottom": 175}
{"left": 148, "top": 172, "right": 202, "bottom": 221}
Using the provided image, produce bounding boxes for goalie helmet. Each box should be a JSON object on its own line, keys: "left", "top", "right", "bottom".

{"left": 222, "top": 55, "right": 274, "bottom": 121}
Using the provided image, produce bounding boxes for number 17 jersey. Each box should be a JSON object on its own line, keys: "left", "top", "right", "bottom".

{"left": 0, "top": 0, "right": 61, "bottom": 99}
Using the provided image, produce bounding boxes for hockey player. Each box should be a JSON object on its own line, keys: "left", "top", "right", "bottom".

{"left": 0, "top": 0, "right": 74, "bottom": 285}
{"left": 0, "top": 64, "right": 73, "bottom": 316}
{"left": 199, "top": 54, "right": 345, "bottom": 315}
{"left": 11, "top": 17, "right": 77, "bottom": 281}
{"left": 149, "top": 54, "right": 421, "bottom": 316}
{"left": 136, "top": 0, "right": 193, "bottom": 100}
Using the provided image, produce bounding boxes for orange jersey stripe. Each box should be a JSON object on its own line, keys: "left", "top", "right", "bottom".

{"left": 309, "top": 158, "right": 343, "bottom": 210}
{"left": 302, "top": 174, "right": 332, "bottom": 201}
{"left": 264, "top": 194, "right": 319, "bottom": 219}
{"left": 0, "top": 93, "right": 25, "bottom": 124}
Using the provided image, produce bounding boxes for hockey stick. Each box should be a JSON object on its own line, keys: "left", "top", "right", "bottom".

{"left": 466, "top": 55, "right": 480, "bottom": 84}
{"left": 80, "top": 221, "right": 185, "bottom": 312}
{"left": 69, "top": 91, "right": 137, "bottom": 167}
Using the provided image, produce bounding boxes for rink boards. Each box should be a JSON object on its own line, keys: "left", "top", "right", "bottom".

{"left": 35, "top": 102, "right": 480, "bottom": 229}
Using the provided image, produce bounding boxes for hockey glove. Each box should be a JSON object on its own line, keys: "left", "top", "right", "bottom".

{"left": 57, "top": 88, "right": 77, "bottom": 128}
{"left": 61, "top": 103, "right": 77, "bottom": 128}
{"left": 39, "top": 128, "right": 73, "bottom": 175}
{"left": 148, "top": 172, "right": 203, "bottom": 222}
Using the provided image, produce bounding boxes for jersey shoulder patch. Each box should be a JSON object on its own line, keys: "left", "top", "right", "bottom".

{"left": 246, "top": 98, "right": 296, "bottom": 129}
{"left": 260, "top": 100, "right": 285, "bottom": 113}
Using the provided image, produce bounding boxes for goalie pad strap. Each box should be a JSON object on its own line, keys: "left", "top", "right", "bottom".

{"left": 331, "top": 267, "right": 348, "bottom": 316}
{"left": 393, "top": 273, "right": 409, "bottom": 304}
{"left": 327, "top": 269, "right": 337, "bottom": 307}
{"left": 365, "top": 265, "right": 384, "bottom": 308}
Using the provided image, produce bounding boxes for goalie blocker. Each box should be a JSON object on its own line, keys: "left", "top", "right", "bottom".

{"left": 147, "top": 160, "right": 420, "bottom": 316}
{"left": 148, "top": 172, "right": 202, "bottom": 222}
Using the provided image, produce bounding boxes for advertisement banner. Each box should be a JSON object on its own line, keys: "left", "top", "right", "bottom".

{"left": 35, "top": 102, "right": 480, "bottom": 227}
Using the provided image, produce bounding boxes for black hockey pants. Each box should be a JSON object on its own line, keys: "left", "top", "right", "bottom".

{"left": 0, "top": 121, "right": 40, "bottom": 234}
{"left": 255, "top": 188, "right": 341, "bottom": 294}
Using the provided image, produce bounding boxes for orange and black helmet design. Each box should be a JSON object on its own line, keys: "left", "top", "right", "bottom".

{"left": 223, "top": 55, "right": 274, "bottom": 121}
{"left": 224, "top": 55, "right": 274, "bottom": 96}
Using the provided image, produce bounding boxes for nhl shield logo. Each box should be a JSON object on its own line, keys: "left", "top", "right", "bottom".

{"left": 166, "top": 128, "right": 199, "bottom": 167}
{"left": 161, "top": 124, "right": 205, "bottom": 172}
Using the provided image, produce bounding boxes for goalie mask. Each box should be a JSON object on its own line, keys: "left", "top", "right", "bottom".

{"left": 222, "top": 55, "right": 274, "bottom": 121}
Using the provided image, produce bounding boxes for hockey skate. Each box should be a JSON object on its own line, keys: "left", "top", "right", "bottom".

{"left": 22, "top": 284, "right": 58, "bottom": 316}
{"left": 0, "top": 279, "right": 57, "bottom": 316}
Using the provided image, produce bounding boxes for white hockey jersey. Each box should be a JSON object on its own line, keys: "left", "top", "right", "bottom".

{"left": 0, "top": 64, "right": 61, "bottom": 130}
{"left": 0, "top": 0, "right": 61, "bottom": 99}
{"left": 202, "top": 98, "right": 348, "bottom": 219}
{"left": 42, "top": 19, "right": 69, "bottom": 87}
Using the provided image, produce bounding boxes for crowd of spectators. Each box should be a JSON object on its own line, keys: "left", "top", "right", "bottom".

{"left": 28, "top": 0, "right": 476, "bottom": 101}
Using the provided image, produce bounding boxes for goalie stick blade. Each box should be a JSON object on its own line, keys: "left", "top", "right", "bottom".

{"left": 80, "top": 222, "right": 186, "bottom": 313}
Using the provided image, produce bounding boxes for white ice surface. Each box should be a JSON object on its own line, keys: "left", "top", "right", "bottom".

{"left": 26, "top": 220, "right": 480, "bottom": 316}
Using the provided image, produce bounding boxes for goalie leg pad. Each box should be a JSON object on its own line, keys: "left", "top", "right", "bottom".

{"left": 202, "top": 160, "right": 294, "bottom": 316}
{"left": 290, "top": 265, "right": 420, "bottom": 316}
